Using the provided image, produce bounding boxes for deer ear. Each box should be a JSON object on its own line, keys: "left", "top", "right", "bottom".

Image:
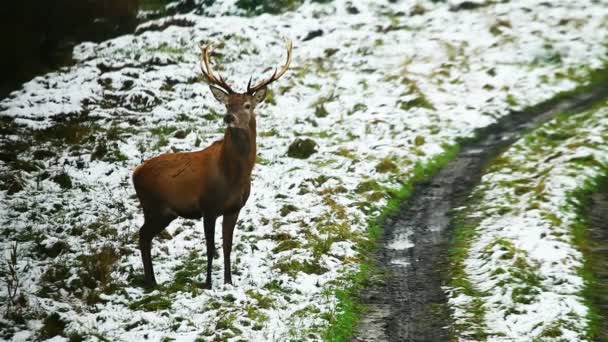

{"left": 253, "top": 87, "right": 267, "bottom": 104}
{"left": 209, "top": 86, "right": 229, "bottom": 104}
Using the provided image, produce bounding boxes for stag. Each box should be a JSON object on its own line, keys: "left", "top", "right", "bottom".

{"left": 132, "top": 41, "right": 292, "bottom": 288}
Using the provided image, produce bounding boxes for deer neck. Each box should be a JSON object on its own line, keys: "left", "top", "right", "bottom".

{"left": 221, "top": 118, "right": 257, "bottom": 180}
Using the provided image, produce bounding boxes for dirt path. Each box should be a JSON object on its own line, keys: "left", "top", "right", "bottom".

{"left": 585, "top": 179, "right": 608, "bottom": 340}
{"left": 353, "top": 84, "right": 608, "bottom": 342}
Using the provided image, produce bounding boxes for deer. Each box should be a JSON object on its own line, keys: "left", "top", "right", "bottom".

{"left": 132, "top": 40, "right": 292, "bottom": 289}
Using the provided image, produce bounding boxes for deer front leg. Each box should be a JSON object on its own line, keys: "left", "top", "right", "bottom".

{"left": 203, "top": 215, "right": 217, "bottom": 289}
{"left": 139, "top": 213, "right": 175, "bottom": 289}
{"left": 222, "top": 211, "right": 239, "bottom": 285}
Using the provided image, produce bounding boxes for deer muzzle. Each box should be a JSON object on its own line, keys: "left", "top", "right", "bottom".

{"left": 224, "top": 114, "right": 236, "bottom": 125}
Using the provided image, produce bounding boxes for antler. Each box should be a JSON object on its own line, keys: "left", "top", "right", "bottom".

{"left": 247, "top": 40, "right": 293, "bottom": 95}
{"left": 200, "top": 44, "right": 236, "bottom": 94}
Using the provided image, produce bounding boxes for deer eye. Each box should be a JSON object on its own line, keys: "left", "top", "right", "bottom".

{"left": 244, "top": 103, "right": 251, "bottom": 110}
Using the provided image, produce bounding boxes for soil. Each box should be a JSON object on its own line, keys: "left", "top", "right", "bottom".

{"left": 585, "top": 179, "right": 608, "bottom": 341}
{"left": 353, "top": 84, "right": 608, "bottom": 342}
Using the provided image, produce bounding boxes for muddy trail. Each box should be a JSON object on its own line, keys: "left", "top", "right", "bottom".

{"left": 353, "top": 83, "right": 608, "bottom": 342}
{"left": 585, "top": 178, "right": 608, "bottom": 340}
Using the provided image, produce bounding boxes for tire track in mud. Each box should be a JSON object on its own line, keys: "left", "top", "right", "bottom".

{"left": 585, "top": 179, "right": 608, "bottom": 340}
{"left": 353, "top": 83, "right": 608, "bottom": 342}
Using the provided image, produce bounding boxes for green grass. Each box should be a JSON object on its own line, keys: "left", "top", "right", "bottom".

{"left": 567, "top": 165, "right": 608, "bottom": 340}
{"left": 446, "top": 198, "right": 491, "bottom": 339}
{"left": 321, "top": 144, "right": 460, "bottom": 341}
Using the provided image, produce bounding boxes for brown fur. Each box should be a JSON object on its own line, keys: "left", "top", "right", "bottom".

{"left": 133, "top": 100, "right": 257, "bottom": 288}
{"left": 133, "top": 41, "right": 290, "bottom": 289}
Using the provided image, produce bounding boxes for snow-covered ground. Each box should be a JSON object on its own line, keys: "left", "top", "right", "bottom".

{"left": 448, "top": 102, "right": 608, "bottom": 340}
{"left": 1, "top": 0, "right": 607, "bottom": 340}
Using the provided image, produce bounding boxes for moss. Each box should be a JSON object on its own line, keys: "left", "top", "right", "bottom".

{"left": 32, "top": 149, "right": 56, "bottom": 159}
{"left": 236, "top": 0, "right": 291, "bottom": 14}
{"left": 265, "top": 88, "right": 277, "bottom": 105}
{"left": 539, "top": 321, "right": 566, "bottom": 338}
{"left": 348, "top": 103, "right": 367, "bottom": 115}
{"left": 246, "top": 290, "right": 275, "bottom": 309}
{"left": 129, "top": 293, "right": 172, "bottom": 311}
{"left": 215, "top": 312, "right": 237, "bottom": 330}
{"left": 272, "top": 240, "right": 300, "bottom": 253}
{"left": 287, "top": 138, "right": 317, "bottom": 159}
{"left": 315, "top": 104, "right": 329, "bottom": 118}
{"left": 39, "top": 313, "right": 66, "bottom": 339}
{"left": 489, "top": 19, "right": 511, "bottom": 36}
{"left": 34, "top": 120, "right": 98, "bottom": 147}
{"left": 52, "top": 172, "right": 73, "bottom": 189}
{"left": 203, "top": 108, "right": 222, "bottom": 121}
{"left": 334, "top": 147, "right": 357, "bottom": 160}
{"left": 263, "top": 279, "right": 291, "bottom": 294}
{"left": 68, "top": 332, "right": 85, "bottom": 342}
{"left": 1, "top": 173, "right": 25, "bottom": 195}
{"left": 355, "top": 179, "right": 384, "bottom": 194}
{"left": 260, "top": 128, "right": 279, "bottom": 137}
{"left": 483, "top": 238, "right": 515, "bottom": 260}
{"left": 399, "top": 76, "right": 435, "bottom": 110}
{"left": 399, "top": 96, "right": 434, "bottom": 110}
{"left": 375, "top": 157, "right": 398, "bottom": 173}
{"left": 91, "top": 138, "right": 128, "bottom": 162}
{"left": 36, "top": 240, "right": 69, "bottom": 258}
{"left": 164, "top": 250, "right": 205, "bottom": 294}
{"left": 144, "top": 42, "right": 186, "bottom": 55}
{"left": 274, "top": 259, "right": 327, "bottom": 277}
{"left": 279, "top": 204, "right": 298, "bottom": 217}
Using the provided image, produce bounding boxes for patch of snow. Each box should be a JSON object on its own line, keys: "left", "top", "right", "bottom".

{"left": 1, "top": 0, "right": 608, "bottom": 340}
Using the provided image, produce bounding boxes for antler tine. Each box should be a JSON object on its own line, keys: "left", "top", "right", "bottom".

{"left": 247, "top": 40, "right": 293, "bottom": 94}
{"left": 200, "top": 44, "right": 235, "bottom": 94}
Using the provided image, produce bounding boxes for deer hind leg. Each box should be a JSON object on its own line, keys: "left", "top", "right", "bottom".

{"left": 222, "top": 211, "right": 239, "bottom": 285}
{"left": 139, "top": 212, "right": 175, "bottom": 288}
{"left": 203, "top": 215, "right": 218, "bottom": 289}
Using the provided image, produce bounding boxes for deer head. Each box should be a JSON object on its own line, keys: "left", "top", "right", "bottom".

{"left": 200, "top": 41, "right": 293, "bottom": 130}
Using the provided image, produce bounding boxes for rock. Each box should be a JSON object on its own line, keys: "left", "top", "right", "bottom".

{"left": 346, "top": 2, "right": 360, "bottom": 14}
{"left": 287, "top": 138, "right": 317, "bottom": 159}
{"left": 302, "top": 29, "right": 323, "bottom": 42}
{"left": 173, "top": 130, "right": 188, "bottom": 139}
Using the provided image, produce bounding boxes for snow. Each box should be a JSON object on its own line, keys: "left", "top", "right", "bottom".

{"left": 448, "top": 104, "right": 608, "bottom": 340}
{"left": 1, "top": 0, "right": 608, "bottom": 340}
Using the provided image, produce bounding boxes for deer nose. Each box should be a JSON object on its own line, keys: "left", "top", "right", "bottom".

{"left": 223, "top": 114, "right": 236, "bottom": 124}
